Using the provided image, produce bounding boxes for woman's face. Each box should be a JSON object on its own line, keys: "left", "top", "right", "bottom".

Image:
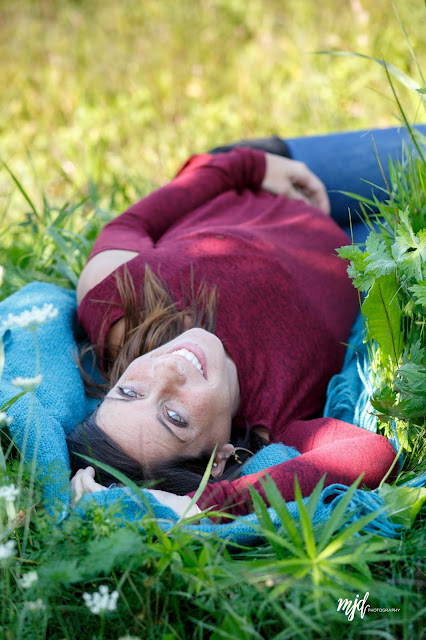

{"left": 96, "top": 328, "right": 241, "bottom": 470}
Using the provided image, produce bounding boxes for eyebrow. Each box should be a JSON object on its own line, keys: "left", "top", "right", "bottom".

{"left": 103, "top": 396, "right": 185, "bottom": 442}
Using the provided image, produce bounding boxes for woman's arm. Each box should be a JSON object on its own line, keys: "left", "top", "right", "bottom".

{"left": 92, "top": 148, "right": 266, "bottom": 251}
{"left": 77, "top": 148, "right": 330, "bottom": 303}
{"left": 190, "top": 418, "right": 397, "bottom": 518}
{"left": 77, "top": 147, "right": 265, "bottom": 303}
{"left": 71, "top": 466, "right": 201, "bottom": 518}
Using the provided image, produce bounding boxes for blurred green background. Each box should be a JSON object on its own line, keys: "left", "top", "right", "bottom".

{"left": 1, "top": 0, "right": 425, "bottom": 222}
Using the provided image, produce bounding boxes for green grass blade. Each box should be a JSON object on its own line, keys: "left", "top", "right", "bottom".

{"left": 383, "top": 61, "right": 426, "bottom": 163}
{"left": 0, "top": 443, "right": 6, "bottom": 471}
{"left": 76, "top": 453, "right": 156, "bottom": 516}
{"left": 44, "top": 226, "right": 73, "bottom": 259}
{"left": 51, "top": 198, "right": 89, "bottom": 228}
{"left": 246, "top": 527, "right": 306, "bottom": 559}
{"left": 317, "top": 476, "right": 363, "bottom": 552}
{"left": 1, "top": 160, "right": 40, "bottom": 220}
{"left": 248, "top": 485, "right": 286, "bottom": 559}
{"left": 304, "top": 474, "right": 326, "bottom": 521}
{"left": 317, "top": 50, "right": 424, "bottom": 96}
{"left": 49, "top": 261, "right": 79, "bottom": 288}
{"left": 320, "top": 563, "right": 373, "bottom": 590}
{"left": 253, "top": 557, "right": 312, "bottom": 576}
{"left": 176, "top": 446, "right": 217, "bottom": 523}
{"left": 1, "top": 390, "right": 27, "bottom": 412}
{"left": 258, "top": 474, "right": 303, "bottom": 548}
{"left": 50, "top": 203, "right": 71, "bottom": 229}
{"left": 294, "top": 476, "right": 316, "bottom": 559}
{"left": 393, "top": 3, "right": 425, "bottom": 87}
{"left": 317, "top": 508, "right": 391, "bottom": 561}
{"left": 327, "top": 550, "right": 398, "bottom": 566}
{"left": 248, "top": 484, "right": 275, "bottom": 533}
{"left": 0, "top": 334, "right": 4, "bottom": 381}
{"left": 282, "top": 602, "right": 324, "bottom": 635}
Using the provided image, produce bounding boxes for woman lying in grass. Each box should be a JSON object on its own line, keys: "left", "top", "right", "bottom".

{"left": 67, "top": 133, "right": 399, "bottom": 517}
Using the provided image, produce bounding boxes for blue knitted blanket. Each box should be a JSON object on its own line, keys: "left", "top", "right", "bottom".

{"left": 1, "top": 282, "right": 424, "bottom": 543}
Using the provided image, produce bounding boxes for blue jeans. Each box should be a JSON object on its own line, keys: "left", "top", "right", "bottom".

{"left": 211, "top": 126, "right": 426, "bottom": 244}
{"left": 287, "top": 126, "right": 426, "bottom": 243}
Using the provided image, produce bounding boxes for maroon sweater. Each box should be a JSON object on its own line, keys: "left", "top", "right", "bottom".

{"left": 78, "top": 148, "right": 396, "bottom": 515}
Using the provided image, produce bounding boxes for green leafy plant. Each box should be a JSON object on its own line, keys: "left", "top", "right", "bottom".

{"left": 246, "top": 475, "right": 398, "bottom": 593}
{"left": 333, "top": 42, "right": 426, "bottom": 453}
{"left": 338, "top": 139, "right": 426, "bottom": 452}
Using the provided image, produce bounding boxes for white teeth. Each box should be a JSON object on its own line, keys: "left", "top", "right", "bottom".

{"left": 173, "top": 348, "right": 204, "bottom": 377}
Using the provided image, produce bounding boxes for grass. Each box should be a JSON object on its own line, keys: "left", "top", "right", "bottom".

{"left": 1, "top": 1, "right": 426, "bottom": 638}
{"left": 1, "top": 0, "right": 425, "bottom": 223}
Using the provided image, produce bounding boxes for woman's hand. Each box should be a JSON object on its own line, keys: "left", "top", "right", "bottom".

{"left": 70, "top": 468, "right": 200, "bottom": 519}
{"left": 71, "top": 466, "right": 107, "bottom": 504}
{"left": 145, "top": 489, "right": 201, "bottom": 519}
{"left": 262, "top": 153, "right": 330, "bottom": 215}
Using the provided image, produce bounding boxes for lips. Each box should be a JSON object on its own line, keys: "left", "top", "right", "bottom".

{"left": 173, "top": 348, "right": 204, "bottom": 376}
{"left": 166, "top": 342, "right": 208, "bottom": 379}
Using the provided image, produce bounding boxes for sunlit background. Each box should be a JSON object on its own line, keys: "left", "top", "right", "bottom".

{"left": 1, "top": 0, "right": 425, "bottom": 220}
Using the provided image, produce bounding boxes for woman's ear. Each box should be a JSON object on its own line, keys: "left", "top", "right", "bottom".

{"left": 210, "top": 443, "right": 234, "bottom": 479}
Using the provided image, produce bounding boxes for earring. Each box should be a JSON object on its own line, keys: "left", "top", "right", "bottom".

{"left": 231, "top": 447, "right": 254, "bottom": 465}
{"left": 212, "top": 462, "right": 218, "bottom": 468}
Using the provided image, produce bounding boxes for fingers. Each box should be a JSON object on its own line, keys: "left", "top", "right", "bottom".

{"left": 81, "top": 470, "right": 106, "bottom": 495}
{"left": 289, "top": 162, "right": 331, "bottom": 215}
{"left": 285, "top": 185, "right": 312, "bottom": 206}
{"left": 71, "top": 468, "right": 84, "bottom": 503}
{"left": 262, "top": 154, "right": 330, "bottom": 215}
{"left": 70, "top": 466, "right": 106, "bottom": 505}
{"left": 146, "top": 489, "right": 201, "bottom": 518}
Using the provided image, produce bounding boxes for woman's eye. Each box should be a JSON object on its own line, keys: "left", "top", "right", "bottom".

{"left": 118, "top": 387, "right": 140, "bottom": 398}
{"left": 166, "top": 408, "right": 187, "bottom": 427}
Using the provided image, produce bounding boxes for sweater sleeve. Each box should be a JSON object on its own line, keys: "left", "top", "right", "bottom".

{"left": 89, "top": 147, "right": 266, "bottom": 256}
{"left": 189, "top": 418, "right": 397, "bottom": 518}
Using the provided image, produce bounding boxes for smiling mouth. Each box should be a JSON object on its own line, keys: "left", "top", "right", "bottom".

{"left": 172, "top": 348, "right": 205, "bottom": 378}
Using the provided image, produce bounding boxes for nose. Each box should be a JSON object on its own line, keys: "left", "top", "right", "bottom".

{"left": 151, "top": 356, "right": 186, "bottom": 389}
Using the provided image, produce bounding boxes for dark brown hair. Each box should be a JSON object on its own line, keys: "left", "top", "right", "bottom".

{"left": 79, "top": 263, "right": 218, "bottom": 396}
{"left": 67, "top": 412, "right": 265, "bottom": 494}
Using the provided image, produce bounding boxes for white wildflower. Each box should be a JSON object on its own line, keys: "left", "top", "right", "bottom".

{"left": 24, "top": 599, "right": 46, "bottom": 611}
{"left": 11, "top": 374, "right": 43, "bottom": 392}
{"left": 0, "top": 484, "right": 19, "bottom": 502}
{"left": 20, "top": 571, "right": 39, "bottom": 589}
{"left": 0, "top": 540, "right": 16, "bottom": 560}
{"left": 0, "top": 412, "right": 13, "bottom": 427}
{"left": 83, "top": 584, "right": 119, "bottom": 615}
{"left": 2, "top": 303, "right": 58, "bottom": 330}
